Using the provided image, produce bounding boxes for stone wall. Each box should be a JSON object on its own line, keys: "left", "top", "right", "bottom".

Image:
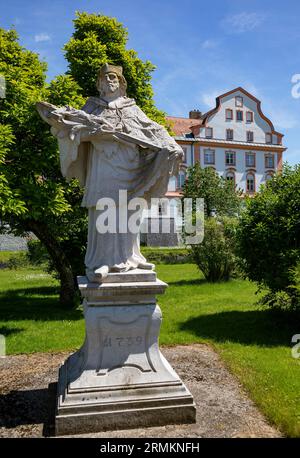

{"left": 0, "top": 233, "right": 34, "bottom": 251}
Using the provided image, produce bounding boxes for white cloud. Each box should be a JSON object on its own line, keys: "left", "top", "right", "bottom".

{"left": 221, "top": 12, "right": 265, "bottom": 34}
{"left": 201, "top": 39, "right": 218, "bottom": 49}
{"left": 34, "top": 33, "right": 51, "bottom": 43}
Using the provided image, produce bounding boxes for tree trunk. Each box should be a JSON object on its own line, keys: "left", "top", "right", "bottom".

{"left": 27, "top": 220, "right": 77, "bottom": 308}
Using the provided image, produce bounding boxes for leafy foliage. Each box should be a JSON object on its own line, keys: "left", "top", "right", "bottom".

{"left": 0, "top": 14, "right": 172, "bottom": 305}
{"left": 236, "top": 164, "right": 300, "bottom": 311}
{"left": 182, "top": 163, "right": 242, "bottom": 281}
{"left": 182, "top": 163, "right": 242, "bottom": 217}
{"left": 190, "top": 217, "right": 239, "bottom": 282}
{"left": 64, "top": 11, "right": 167, "bottom": 126}
{"left": 0, "top": 27, "right": 86, "bottom": 306}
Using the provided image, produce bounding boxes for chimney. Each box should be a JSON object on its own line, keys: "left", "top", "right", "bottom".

{"left": 189, "top": 109, "right": 202, "bottom": 119}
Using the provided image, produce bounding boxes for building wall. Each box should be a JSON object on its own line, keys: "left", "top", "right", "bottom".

{"left": 198, "top": 89, "right": 279, "bottom": 144}
{"left": 180, "top": 144, "right": 193, "bottom": 166}
{"left": 199, "top": 146, "right": 278, "bottom": 193}
{"left": 166, "top": 89, "right": 284, "bottom": 195}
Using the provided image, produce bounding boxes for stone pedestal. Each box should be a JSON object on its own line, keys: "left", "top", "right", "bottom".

{"left": 55, "top": 270, "right": 196, "bottom": 435}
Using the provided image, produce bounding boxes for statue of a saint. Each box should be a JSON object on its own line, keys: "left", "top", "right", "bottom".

{"left": 37, "top": 63, "right": 183, "bottom": 281}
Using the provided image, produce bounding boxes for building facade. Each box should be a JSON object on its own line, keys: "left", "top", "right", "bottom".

{"left": 166, "top": 87, "right": 286, "bottom": 196}
{"left": 141, "top": 87, "right": 286, "bottom": 246}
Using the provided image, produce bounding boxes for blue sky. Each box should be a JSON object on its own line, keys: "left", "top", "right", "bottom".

{"left": 1, "top": 0, "right": 300, "bottom": 164}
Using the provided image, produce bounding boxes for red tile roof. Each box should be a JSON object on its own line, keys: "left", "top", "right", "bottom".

{"left": 165, "top": 190, "right": 183, "bottom": 197}
{"left": 166, "top": 116, "right": 202, "bottom": 136}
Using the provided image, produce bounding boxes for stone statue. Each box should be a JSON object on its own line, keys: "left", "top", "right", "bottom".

{"left": 37, "top": 64, "right": 195, "bottom": 435}
{"left": 37, "top": 63, "right": 183, "bottom": 281}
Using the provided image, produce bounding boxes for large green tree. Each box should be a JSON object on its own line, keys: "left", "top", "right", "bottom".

{"left": 236, "top": 164, "right": 300, "bottom": 310}
{"left": 0, "top": 28, "right": 85, "bottom": 306}
{"left": 0, "top": 13, "right": 168, "bottom": 306}
{"left": 64, "top": 12, "right": 166, "bottom": 126}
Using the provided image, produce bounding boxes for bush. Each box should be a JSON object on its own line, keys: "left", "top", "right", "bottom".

{"left": 6, "top": 252, "right": 30, "bottom": 269}
{"left": 141, "top": 247, "right": 191, "bottom": 264}
{"left": 190, "top": 217, "right": 238, "bottom": 282}
{"left": 236, "top": 165, "right": 300, "bottom": 311}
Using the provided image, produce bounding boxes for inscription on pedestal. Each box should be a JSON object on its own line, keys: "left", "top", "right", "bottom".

{"left": 97, "top": 314, "right": 154, "bottom": 375}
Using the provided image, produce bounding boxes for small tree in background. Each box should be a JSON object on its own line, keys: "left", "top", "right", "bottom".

{"left": 236, "top": 164, "right": 300, "bottom": 311}
{"left": 191, "top": 217, "right": 238, "bottom": 282}
{"left": 183, "top": 163, "right": 242, "bottom": 217}
{"left": 182, "top": 164, "right": 242, "bottom": 281}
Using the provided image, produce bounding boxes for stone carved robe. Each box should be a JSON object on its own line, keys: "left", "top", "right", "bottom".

{"left": 38, "top": 96, "right": 182, "bottom": 278}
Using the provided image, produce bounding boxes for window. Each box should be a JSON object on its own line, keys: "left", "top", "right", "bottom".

{"left": 236, "top": 110, "right": 243, "bottom": 121}
{"left": 205, "top": 127, "right": 213, "bottom": 138}
{"left": 182, "top": 146, "right": 187, "bottom": 163}
{"left": 204, "top": 149, "right": 215, "bottom": 165}
{"left": 158, "top": 199, "right": 170, "bottom": 216}
{"left": 246, "top": 111, "right": 253, "bottom": 123}
{"left": 246, "top": 173, "right": 255, "bottom": 193}
{"left": 235, "top": 96, "right": 243, "bottom": 107}
{"left": 225, "top": 151, "right": 236, "bottom": 166}
{"left": 245, "top": 152, "right": 255, "bottom": 167}
{"left": 247, "top": 131, "right": 254, "bottom": 142}
{"left": 177, "top": 170, "right": 186, "bottom": 188}
{"left": 265, "top": 154, "right": 274, "bottom": 168}
{"left": 265, "top": 133, "right": 272, "bottom": 144}
{"left": 226, "top": 129, "right": 234, "bottom": 140}
{"left": 226, "top": 171, "right": 235, "bottom": 184}
{"left": 225, "top": 109, "right": 233, "bottom": 120}
{"left": 265, "top": 172, "right": 273, "bottom": 182}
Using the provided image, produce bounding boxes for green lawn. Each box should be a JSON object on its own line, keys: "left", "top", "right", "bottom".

{"left": 0, "top": 255, "right": 299, "bottom": 437}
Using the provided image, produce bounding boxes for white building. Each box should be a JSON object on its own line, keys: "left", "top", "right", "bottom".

{"left": 166, "top": 87, "right": 286, "bottom": 196}
{"left": 142, "top": 87, "right": 286, "bottom": 245}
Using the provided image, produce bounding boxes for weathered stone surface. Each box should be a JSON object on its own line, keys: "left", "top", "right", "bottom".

{"left": 37, "top": 62, "right": 193, "bottom": 436}
{"left": 55, "top": 280, "right": 196, "bottom": 435}
{"left": 77, "top": 275, "right": 167, "bottom": 305}
{"left": 37, "top": 63, "right": 183, "bottom": 280}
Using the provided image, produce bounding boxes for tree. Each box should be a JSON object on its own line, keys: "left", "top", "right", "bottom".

{"left": 64, "top": 12, "right": 167, "bottom": 126}
{"left": 0, "top": 28, "right": 86, "bottom": 306}
{"left": 0, "top": 13, "right": 169, "bottom": 306}
{"left": 182, "top": 163, "right": 241, "bottom": 281}
{"left": 182, "top": 163, "right": 242, "bottom": 217}
{"left": 236, "top": 164, "right": 300, "bottom": 311}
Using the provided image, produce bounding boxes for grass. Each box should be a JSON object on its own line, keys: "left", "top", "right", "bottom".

{"left": 0, "top": 253, "right": 299, "bottom": 437}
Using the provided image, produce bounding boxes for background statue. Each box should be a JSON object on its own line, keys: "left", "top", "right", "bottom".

{"left": 37, "top": 63, "right": 183, "bottom": 281}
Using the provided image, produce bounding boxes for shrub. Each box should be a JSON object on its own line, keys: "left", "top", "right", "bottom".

{"left": 6, "top": 252, "right": 30, "bottom": 269}
{"left": 190, "top": 217, "right": 238, "bottom": 282}
{"left": 236, "top": 165, "right": 300, "bottom": 311}
{"left": 141, "top": 247, "right": 191, "bottom": 264}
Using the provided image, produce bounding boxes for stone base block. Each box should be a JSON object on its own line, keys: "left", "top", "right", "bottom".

{"left": 55, "top": 275, "right": 196, "bottom": 435}
{"left": 56, "top": 362, "right": 195, "bottom": 435}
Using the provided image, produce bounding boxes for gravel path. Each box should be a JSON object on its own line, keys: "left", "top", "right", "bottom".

{"left": 0, "top": 344, "right": 282, "bottom": 438}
